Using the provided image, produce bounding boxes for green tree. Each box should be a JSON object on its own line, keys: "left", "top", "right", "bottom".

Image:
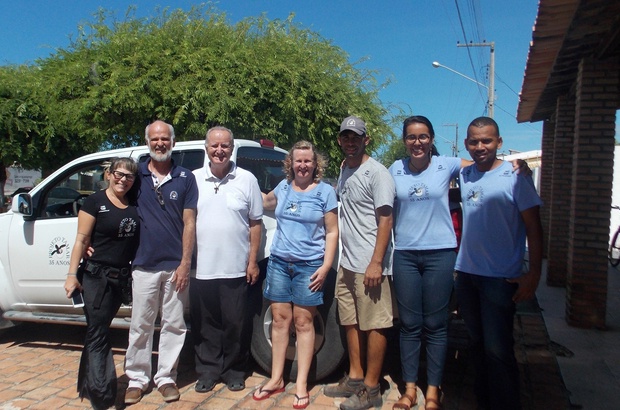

{"left": 2, "top": 5, "right": 391, "bottom": 175}
{"left": 0, "top": 66, "right": 49, "bottom": 170}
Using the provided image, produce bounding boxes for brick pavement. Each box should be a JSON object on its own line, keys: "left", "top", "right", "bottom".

{"left": 0, "top": 297, "right": 571, "bottom": 410}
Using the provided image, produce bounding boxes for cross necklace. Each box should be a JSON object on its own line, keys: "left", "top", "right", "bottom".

{"left": 213, "top": 175, "right": 228, "bottom": 194}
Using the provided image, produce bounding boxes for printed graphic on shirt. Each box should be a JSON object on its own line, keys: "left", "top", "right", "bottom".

{"left": 98, "top": 205, "right": 110, "bottom": 213}
{"left": 465, "top": 186, "right": 484, "bottom": 207}
{"left": 408, "top": 183, "right": 430, "bottom": 202}
{"left": 284, "top": 201, "right": 301, "bottom": 217}
{"left": 170, "top": 191, "right": 178, "bottom": 201}
{"left": 118, "top": 217, "right": 138, "bottom": 238}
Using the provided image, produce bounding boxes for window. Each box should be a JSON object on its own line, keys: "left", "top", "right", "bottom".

{"left": 138, "top": 150, "right": 205, "bottom": 171}
{"left": 236, "top": 147, "right": 286, "bottom": 193}
{"left": 39, "top": 162, "right": 107, "bottom": 218}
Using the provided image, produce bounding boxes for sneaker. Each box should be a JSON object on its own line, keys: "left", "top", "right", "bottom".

{"left": 124, "top": 387, "right": 143, "bottom": 405}
{"left": 158, "top": 383, "right": 180, "bottom": 402}
{"left": 339, "top": 383, "right": 382, "bottom": 410}
{"left": 324, "top": 374, "right": 364, "bottom": 398}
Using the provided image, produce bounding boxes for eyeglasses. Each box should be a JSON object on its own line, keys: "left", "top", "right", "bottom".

{"left": 154, "top": 185, "right": 165, "bottom": 207}
{"left": 111, "top": 170, "right": 136, "bottom": 182}
{"left": 405, "top": 134, "right": 431, "bottom": 143}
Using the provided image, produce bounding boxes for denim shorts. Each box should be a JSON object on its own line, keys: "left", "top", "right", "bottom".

{"left": 263, "top": 254, "right": 324, "bottom": 306}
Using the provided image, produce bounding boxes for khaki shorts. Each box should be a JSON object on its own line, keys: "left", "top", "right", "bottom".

{"left": 335, "top": 266, "right": 395, "bottom": 331}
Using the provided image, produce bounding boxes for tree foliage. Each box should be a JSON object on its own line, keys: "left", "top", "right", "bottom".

{"left": 0, "top": 4, "right": 391, "bottom": 176}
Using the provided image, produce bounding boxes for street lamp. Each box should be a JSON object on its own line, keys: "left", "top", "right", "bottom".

{"left": 432, "top": 61, "right": 494, "bottom": 118}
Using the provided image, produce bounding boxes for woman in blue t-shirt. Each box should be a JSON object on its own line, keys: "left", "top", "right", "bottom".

{"left": 389, "top": 116, "right": 469, "bottom": 410}
{"left": 64, "top": 157, "right": 140, "bottom": 410}
{"left": 252, "top": 141, "right": 338, "bottom": 409}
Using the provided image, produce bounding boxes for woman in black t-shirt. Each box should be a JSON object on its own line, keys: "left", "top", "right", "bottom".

{"left": 64, "top": 157, "right": 140, "bottom": 410}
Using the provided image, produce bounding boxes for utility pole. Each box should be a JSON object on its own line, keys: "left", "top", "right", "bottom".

{"left": 457, "top": 41, "right": 495, "bottom": 118}
{"left": 443, "top": 123, "right": 459, "bottom": 157}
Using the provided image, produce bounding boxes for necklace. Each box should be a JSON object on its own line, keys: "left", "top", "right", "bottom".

{"left": 213, "top": 175, "right": 228, "bottom": 194}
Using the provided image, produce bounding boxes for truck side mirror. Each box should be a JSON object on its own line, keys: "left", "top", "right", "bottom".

{"left": 12, "top": 193, "right": 33, "bottom": 217}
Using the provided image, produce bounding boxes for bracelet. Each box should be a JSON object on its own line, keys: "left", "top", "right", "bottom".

{"left": 67, "top": 273, "right": 77, "bottom": 276}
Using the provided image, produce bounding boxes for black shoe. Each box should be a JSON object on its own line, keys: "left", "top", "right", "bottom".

{"left": 195, "top": 378, "right": 218, "bottom": 393}
{"left": 227, "top": 379, "right": 245, "bottom": 391}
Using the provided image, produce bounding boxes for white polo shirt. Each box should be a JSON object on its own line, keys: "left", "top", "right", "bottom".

{"left": 193, "top": 162, "right": 263, "bottom": 280}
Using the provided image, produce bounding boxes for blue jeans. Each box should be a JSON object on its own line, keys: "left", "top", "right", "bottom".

{"left": 392, "top": 249, "right": 456, "bottom": 386}
{"left": 264, "top": 254, "right": 324, "bottom": 306}
{"left": 455, "top": 271, "right": 520, "bottom": 410}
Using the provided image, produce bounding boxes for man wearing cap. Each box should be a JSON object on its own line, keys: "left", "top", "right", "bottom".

{"left": 324, "top": 116, "right": 396, "bottom": 410}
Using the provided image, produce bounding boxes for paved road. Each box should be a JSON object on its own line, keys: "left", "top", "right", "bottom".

{"left": 0, "top": 322, "right": 408, "bottom": 410}
{"left": 0, "top": 305, "right": 568, "bottom": 409}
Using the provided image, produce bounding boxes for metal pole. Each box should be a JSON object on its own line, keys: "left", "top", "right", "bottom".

{"left": 489, "top": 42, "right": 495, "bottom": 118}
{"left": 443, "top": 123, "right": 459, "bottom": 156}
{"left": 457, "top": 41, "right": 495, "bottom": 118}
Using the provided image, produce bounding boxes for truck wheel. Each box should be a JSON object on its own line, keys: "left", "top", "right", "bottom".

{"left": 250, "top": 265, "right": 345, "bottom": 382}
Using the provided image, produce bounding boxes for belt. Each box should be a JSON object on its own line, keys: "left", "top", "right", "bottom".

{"left": 85, "top": 261, "right": 130, "bottom": 278}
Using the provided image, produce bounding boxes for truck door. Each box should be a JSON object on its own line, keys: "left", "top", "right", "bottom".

{"left": 7, "top": 160, "right": 108, "bottom": 309}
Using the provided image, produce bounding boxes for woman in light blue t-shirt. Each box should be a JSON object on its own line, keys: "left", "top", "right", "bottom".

{"left": 389, "top": 116, "right": 470, "bottom": 410}
{"left": 253, "top": 141, "right": 338, "bottom": 409}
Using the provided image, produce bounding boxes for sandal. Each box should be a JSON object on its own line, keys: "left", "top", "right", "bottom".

{"left": 252, "top": 384, "right": 285, "bottom": 401}
{"left": 425, "top": 389, "right": 444, "bottom": 410}
{"left": 392, "top": 392, "right": 417, "bottom": 410}
{"left": 293, "top": 394, "right": 310, "bottom": 409}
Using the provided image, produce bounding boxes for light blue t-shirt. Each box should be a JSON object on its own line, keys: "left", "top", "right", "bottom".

{"left": 389, "top": 156, "right": 462, "bottom": 250}
{"left": 270, "top": 180, "right": 338, "bottom": 262}
{"left": 455, "top": 160, "right": 543, "bottom": 278}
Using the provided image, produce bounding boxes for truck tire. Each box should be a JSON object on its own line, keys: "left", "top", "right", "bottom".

{"left": 250, "top": 263, "right": 345, "bottom": 382}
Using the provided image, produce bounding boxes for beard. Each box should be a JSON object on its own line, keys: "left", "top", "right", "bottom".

{"left": 149, "top": 149, "right": 172, "bottom": 162}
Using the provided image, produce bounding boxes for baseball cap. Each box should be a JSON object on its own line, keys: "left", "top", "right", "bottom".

{"left": 339, "top": 116, "right": 366, "bottom": 136}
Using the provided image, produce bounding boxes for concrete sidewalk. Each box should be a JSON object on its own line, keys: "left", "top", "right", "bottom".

{"left": 536, "top": 264, "right": 620, "bottom": 410}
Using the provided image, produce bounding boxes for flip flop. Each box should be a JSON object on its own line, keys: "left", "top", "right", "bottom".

{"left": 392, "top": 393, "right": 417, "bottom": 410}
{"left": 252, "top": 385, "right": 285, "bottom": 401}
{"left": 293, "top": 394, "right": 310, "bottom": 409}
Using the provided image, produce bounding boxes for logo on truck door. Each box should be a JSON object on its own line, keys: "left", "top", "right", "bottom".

{"left": 48, "top": 237, "right": 71, "bottom": 266}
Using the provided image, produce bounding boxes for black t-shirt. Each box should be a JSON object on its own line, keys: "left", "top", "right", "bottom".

{"left": 81, "top": 190, "right": 140, "bottom": 268}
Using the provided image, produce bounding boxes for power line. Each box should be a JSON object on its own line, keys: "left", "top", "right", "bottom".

{"left": 454, "top": 0, "right": 484, "bottom": 94}
{"left": 496, "top": 73, "right": 520, "bottom": 97}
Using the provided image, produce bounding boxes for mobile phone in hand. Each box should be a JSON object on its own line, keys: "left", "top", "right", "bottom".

{"left": 71, "top": 289, "right": 84, "bottom": 308}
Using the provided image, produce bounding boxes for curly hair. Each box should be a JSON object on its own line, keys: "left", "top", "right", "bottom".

{"left": 282, "top": 140, "right": 327, "bottom": 183}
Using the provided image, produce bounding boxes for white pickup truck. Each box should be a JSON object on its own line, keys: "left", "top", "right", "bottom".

{"left": 0, "top": 139, "right": 344, "bottom": 381}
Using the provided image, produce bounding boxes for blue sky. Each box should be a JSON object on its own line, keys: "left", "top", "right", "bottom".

{"left": 0, "top": 0, "right": 543, "bottom": 154}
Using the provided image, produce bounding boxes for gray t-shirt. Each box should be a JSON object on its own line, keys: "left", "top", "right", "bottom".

{"left": 337, "top": 157, "right": 395, "bottom": 274}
